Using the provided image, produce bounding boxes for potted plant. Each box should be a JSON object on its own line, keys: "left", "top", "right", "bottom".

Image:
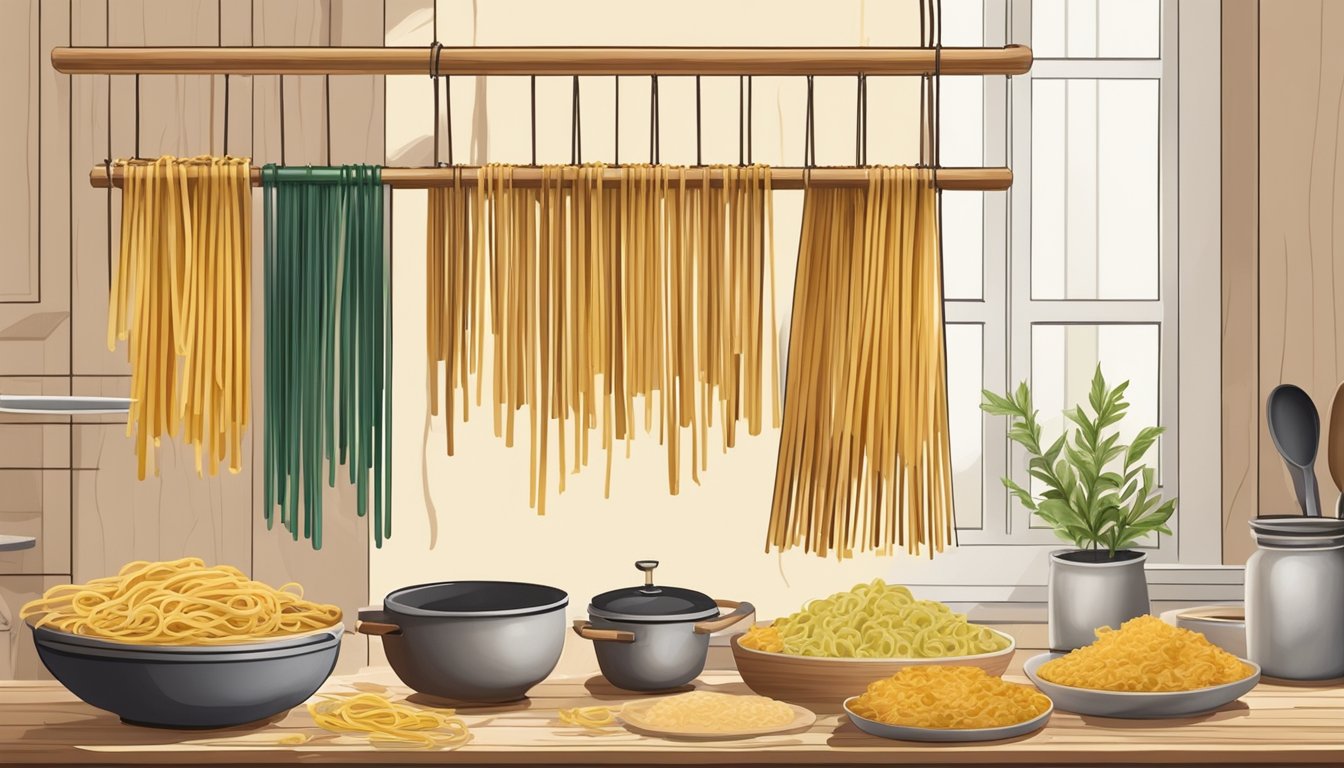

{"left": 981, "top": 366, "right": 1177, "bottom": 651}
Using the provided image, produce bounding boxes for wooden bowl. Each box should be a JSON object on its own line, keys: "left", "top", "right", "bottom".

{"left": 729, "top": 628, "right": 1016, "bottom": 706}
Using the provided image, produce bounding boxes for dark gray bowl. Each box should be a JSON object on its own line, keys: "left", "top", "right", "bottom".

{"left": 33, "top": 628, "right": 341, "bottom": 728}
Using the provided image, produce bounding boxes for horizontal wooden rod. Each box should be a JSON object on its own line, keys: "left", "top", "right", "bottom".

{"left": 52, "top": 45, "right": 1032, "bottom": 76}
{"left": 89, "top": 165, "right": 1013, "bottom": 192}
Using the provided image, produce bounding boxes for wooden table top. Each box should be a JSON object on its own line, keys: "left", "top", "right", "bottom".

{"left": 0, "top": 652, "right": 1340, "bottom": 767}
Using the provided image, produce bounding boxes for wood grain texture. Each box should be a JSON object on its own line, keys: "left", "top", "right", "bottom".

{"left": 0, "top": 576, "right": 67, "bottom": 680}
{"left": 0, "top": 654, "right": 1340, "bottom": 765}
{"left": 1221, "top": 0, "right": 1260, "bottom": 565}
{"left": 1257, "top": 1, "right": 1344, "bottom": 524}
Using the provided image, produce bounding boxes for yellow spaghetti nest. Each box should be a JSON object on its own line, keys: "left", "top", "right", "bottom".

{"left": 626, "top": 691, "right": 795, "bottom": 732}
{"left": 1037, "top": 615, "right": 1253, "bottom": 692}
{"left": 308, "top": 693, "right": 471, "bottom": 749}
{"left": 558, "top": 706, "right": 616, "bottom": 730}
{"left": 850, "top": 666, "right": 1051, "bottom": 729}
{"left": 19, "top": 557, "right": 342, "bottom": 645}
{"left": 738, "top": 580, "right": 1009, "bottom": 658}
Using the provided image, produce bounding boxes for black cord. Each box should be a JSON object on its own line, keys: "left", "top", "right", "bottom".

{"left": 695, "top": 75, "right": 702, "bottom": 167}
{"left": 430, "top": 41, "right": 443, "bottom": 166}
{"left": 325, "top": 74, "right": 332, "bottom": 166}
{"left": 278, "top": 74, "right": 286, "bottom": 166}
{"left": 803, "top": 75, "right": 815, "bottom": 169}
{"left": 747, "top": 76, "right": 753, "bottom": 164}
{"left": 134, "top": 74, "right": 141, "bottom": 159}
{"left": 649, "top": 75, "right": 660, "bottom": 164}
{"left": 614, "top": 75, "right": 620, "bottom": 164}
{"left": 571, "top": 75, "right": 582, "bottom": 165}
{"left": 445, "top": 69, "right": 454, "bottom": 166}
{"left": 105, "top": 1, "right": 112, "bottom": 289}
{"left": 738, "top": 76, "right": 744, "bottom": 166}
{"left": 855, "top": 74, "right": 868, "bottom": 166}
{"left": 530, "top": 75, "right": 537, "bottom": 166}
{"left": 223, "top": 75, "right": 231, "bottom": 156}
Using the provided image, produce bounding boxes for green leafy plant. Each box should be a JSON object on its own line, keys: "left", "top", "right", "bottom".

{"left": 979, "top": 365, "right": 1176, "bottom": 558}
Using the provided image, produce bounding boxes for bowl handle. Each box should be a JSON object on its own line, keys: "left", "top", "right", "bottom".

{"left": 694, "top": 600, "right": 755, "bottom": 635}
{"left": 356, "top": 606, "right": 402, "bottom": 636}
{"left": 572, "top": 619, "right": 635, "bottom": 643}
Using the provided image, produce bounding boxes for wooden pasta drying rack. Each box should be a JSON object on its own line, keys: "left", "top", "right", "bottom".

{"left": 51, "top": 44, "right": 1031, "bottom": 191}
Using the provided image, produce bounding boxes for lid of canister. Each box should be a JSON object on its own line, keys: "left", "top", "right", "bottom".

{"left": 1250, "top": 517, "right": 1344, "bottom": 548}
{"left": 587, "top": 560, "right": 720, "bottom": 623}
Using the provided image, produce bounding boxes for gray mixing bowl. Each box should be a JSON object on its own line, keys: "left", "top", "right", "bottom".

{"left": 32, "top": 625, "right": 342, "bottom": 728}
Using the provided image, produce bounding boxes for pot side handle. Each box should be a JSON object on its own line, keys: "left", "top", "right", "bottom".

{"left": 572, "top": 619, "right": 636, "bottom": 643}
{"left": 356, "top": 606, "right": 402, "bottom": 636}
{"left": 694, "top": 600, "right": 756, "bottom": 635}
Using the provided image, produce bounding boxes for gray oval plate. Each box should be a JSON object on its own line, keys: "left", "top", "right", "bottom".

{"left": 1024, "top": 652, "right": 1261, "bottom": 718}
{"left": 843, "top": 697, "right": 1052, "bottom": 743}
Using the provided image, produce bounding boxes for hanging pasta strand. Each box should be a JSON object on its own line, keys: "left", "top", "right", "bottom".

{"left": 107, "top": 155, "right": 251, "bottom": 480}
{"left": 767, "top": 166, "right": 953, "bottom": 560}
{"left": 426, "top": 163, "right": 777, "bottom": 513}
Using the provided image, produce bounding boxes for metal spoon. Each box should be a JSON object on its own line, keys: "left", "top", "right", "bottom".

{"left": 1328, "top": 381, "right": 1344, "bottom": 517}
{"left": 1267, "top": 384, "right": 1323, "bottom": 517}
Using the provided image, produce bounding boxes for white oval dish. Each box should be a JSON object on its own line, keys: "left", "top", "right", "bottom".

{"left": 1024, "top": 652, "right": 1261, "bottom": 718}
{"left": 842, "top": 696, "right": 1052, "bottom": 743}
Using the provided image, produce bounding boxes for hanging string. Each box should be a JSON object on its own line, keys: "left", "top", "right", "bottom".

{"left": 747, "top": 76, "right": 754, "bottom": 164}
{"left": 803, "top": 75, "right": 816, "bottom": 170}
{"left": 695, "top": 75, "right": 702, "bottom": 167}
{"left": 571, "top": 75, "right": 582, "bottom": 165}
{"left": 614, "top": 75, "right": 620, "bottom": 164}
{"left": 134, "top": 74, "right": 141, "bottom": 159}
{"left": 279, "top": 75, "right": 287, "bottom": 166}
{"left": 530, "top": 75, "right": 537, "bottom": 166}
{"left": 737, "top": 76, "right": 744, "bottom": 165}
{"left": 649, "top": 75, "right": 660, "bottom": 164}
{"left": 445, "top": 68, "right": 454, "bottom": 166}
{"left": 325, "top": 74, "right": 332, "bottom": 166}
{"left": 855, "top": 74, "right": 868, "bottom": 166}
{"left": 932, "top": 0, "right": 942, "bottom": 188}
{"left": 430, "top": 42, "right": 442, "bottom": 166}
{"left": 104, "top": 1, "right": 112, "bottom": 289}
{"left": 223, "top": 75, "right": 231, "bottom": 156}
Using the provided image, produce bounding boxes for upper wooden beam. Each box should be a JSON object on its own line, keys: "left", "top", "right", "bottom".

{"left": 52, "top": 45, "right": 1033, "bottom": 77}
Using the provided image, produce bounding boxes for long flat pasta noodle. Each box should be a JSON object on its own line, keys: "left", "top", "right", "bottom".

{"left": 18, "top": 557, "right": 341, "bottom": 644}
{"left": 426, "top": 164, "right": 778, "bottom": 512}
{"left": 107, "top": 156, "right": 251, "bottom": 479}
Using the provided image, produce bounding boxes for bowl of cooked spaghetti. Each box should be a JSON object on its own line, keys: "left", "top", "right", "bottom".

{"left": 730, "top": 580, "right": 1015, "bottom": 706}
{"left": 843, "top": 666, "right": 1053, "bottom": 742}
{"left": 1023, "top": 615, "right": 1261, "bottom": 718}
{"left": 22, "top": 557, "right": 345, "bottom": 728}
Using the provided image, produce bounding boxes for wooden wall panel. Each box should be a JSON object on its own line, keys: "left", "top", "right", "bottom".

{"left": 248, "top": 0, "right": 380, "bottom": 674}
{"left": 1257, "top": 0, "right": 1344, "bottom": 523}
{"left": 0, "top": 576, "right": 68, "bottom": 680}
{"left": 1221, "top": 0, "right": 1260, "bottom": 564}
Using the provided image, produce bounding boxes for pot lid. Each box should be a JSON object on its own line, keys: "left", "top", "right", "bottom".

{"left": 588, "top": 561, "right": 719, "bottom": 622}
{"left": 1250, "top": 516, "right": 1344, "bottom": 536}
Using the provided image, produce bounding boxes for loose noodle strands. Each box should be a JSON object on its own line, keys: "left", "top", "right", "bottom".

{"left": 737, "top": 579, "right": 1008, "bottom": 658}
{"left": 557, "top": 706, "right": 616, "bottom": 730}
{"left": 1037, "top": 615, "right": 1254, "bottom": 691}
{"left": 106, "top": 156, "right": 251, "bottom": 479}
{"left": 851, "top": 666, "right": 1051, "bottom": 730}
{"left": 424, "top": 164, "right": 777, "bottom": 512}
{"left": 309, "top": 693, "right": 471, "bottom": 749}
{"left": 18, "top": 557, "right": 341, "bottom": 644}
{"left": 766, "top": 166, "right": 953, "bottom": 559}
{"left": 262, "top": 165, "right": 391, "bottom": 550}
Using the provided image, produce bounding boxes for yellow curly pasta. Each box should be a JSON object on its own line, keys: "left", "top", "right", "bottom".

{"left": 1037, "top": 615, "right": 1253, "bottom": 692}
{"left": 850, "top": 666, "right": 1050, "bottom": 729}
{"left": 19, "top": 557, "right": 341, "bottom": 645}
{"left": 627, "top": 692, "right": 795, "bottom": 732}
{"left": 308, "top": 693, "right": 471, "bottom": 749}
{"left": 739, "top": 579, "right": 1008, "bottom": 658}
{"left": 558, "top": 706, "right": 616, "bottom": 730}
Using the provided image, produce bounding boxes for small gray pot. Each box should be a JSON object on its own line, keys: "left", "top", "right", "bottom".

{"left": 1048, "top": 549, "right": 1150, "bottom": 651}
{"left": 574, "top": 560, "right": 754, "bottom": 692}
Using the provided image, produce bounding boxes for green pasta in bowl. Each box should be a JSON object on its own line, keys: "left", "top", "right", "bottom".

{"left": 732, "top": 580, "right": 1015, "bottom": 707}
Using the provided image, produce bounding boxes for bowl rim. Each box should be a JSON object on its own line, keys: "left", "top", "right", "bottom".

{"left": 384, "top": 580, "right": 569, "bottom": 618}
{"left": 842, "top": 694, "right": 1053, "bottom": 737}
{"left": 729, "top": 625, "right": 1017, "bottom": 663}
{"left": 27, "top": 621, "right": 345, "bottom": 653}
{"left": 1023, "top": 651, "right": 1262, "bottom": 696}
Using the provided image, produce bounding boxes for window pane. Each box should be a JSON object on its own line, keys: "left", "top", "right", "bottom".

{"left": 942, "top": 0, "right": 983, "bottom": 46}
{"left": 1033, "top": 0, "right": 1160, "bottom": 59}
{"left": 942, "top": 192, "right": 983, "bottom": 299}
{"left": 1032, "top": 79, "right": 1158, "bottom": 300}
{"left": 1028, "top": 324, "right": 1161, "bottom": 527}
{"left": 947, "top": 324, "right": 984, "bottom": 530}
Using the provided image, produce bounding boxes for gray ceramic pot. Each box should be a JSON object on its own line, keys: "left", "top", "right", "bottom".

{"left": 1048, "top": 549, "right": 1150, "bottom": 651}
{"left": 358, "top": 580, "right": 567, "bottom": 703}
{"left": 574, "top": 560, "right": 754, "bottom": 692}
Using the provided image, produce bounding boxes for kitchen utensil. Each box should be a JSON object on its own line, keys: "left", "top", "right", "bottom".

{"left": 1267, "top": 383, "right": 1323, "bottom": 516}
{"left": 1170, "top": 606, "right": 1247, "bottom": 659}
{"left": 1329, "top": 380, "right": 1344, "bottom": 515}
{"left": 357, "top": 580, "right": 567, "bottom": 703}
{"left": 843, "top": 696, "right": 1051, "bottom": 743}
{"left": 32, "top": 625, "right": 340, "bottom": 728}
{"left": 1245, "top": 520, "right": 1344, "bottom": 679}
{"left": 1023, "top": 653, "right": 1259, "bottom": 718}
{"left": 619, "top": 698, "right": 816, "bottom": 740}
{"left": 0, "top": 534, "right": 35, "bottom": 551}
{"left": 573, "top": 560, "right": 755, "bottom": 692}
{"left": 0, "top": 395, "right": 132, "bottom": 414}
{"left": 730, "top": 628, "right": 1016, "bottom": 706}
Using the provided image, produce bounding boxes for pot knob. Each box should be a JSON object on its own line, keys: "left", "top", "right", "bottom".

{"left": 635, "top": 560, "right": 659, "bottom": 591}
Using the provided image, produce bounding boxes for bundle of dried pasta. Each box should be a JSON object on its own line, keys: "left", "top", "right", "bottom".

{"left": 625, "top": 691, "right": 795, "bottom": 732}
{"left": 308, "top": 693, "right": 471, "bottom": 749}
{"left": 1037, "top": 615, "right": 1253, "bottom": 691}
{"left": 107, "top": 156, "right": 252, "bottom": 479}
{"left": 850, "top": 666, "right": 1050, "bottom": 729}
{"left": 767, "top": 166, "right": 953, "bottom": 559}
{"left": 427, "top": 164, "right": 777, "bottom": 513}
